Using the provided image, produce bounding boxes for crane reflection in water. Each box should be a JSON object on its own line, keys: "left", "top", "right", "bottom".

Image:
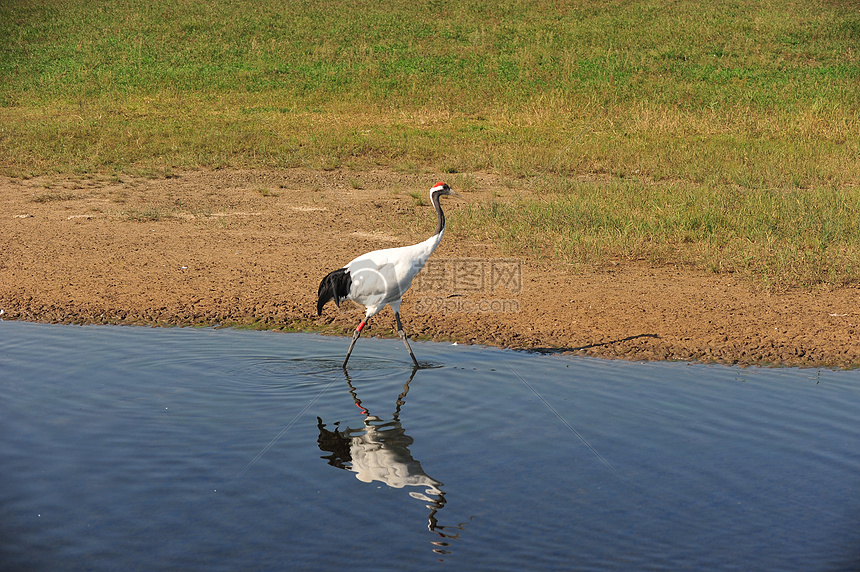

{"left": 316, "top": 368, "right": 472, "bottom": 557}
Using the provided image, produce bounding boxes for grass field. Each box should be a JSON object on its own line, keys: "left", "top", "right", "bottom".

{"left": 2, "top": 0, "right": 859, "bottom": 288}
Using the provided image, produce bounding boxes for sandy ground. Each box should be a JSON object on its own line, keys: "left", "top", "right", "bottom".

{"left": 1, "top": 169, "right": 858, "bottom": 367}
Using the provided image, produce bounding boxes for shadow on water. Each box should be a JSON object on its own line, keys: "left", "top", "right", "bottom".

{"left": 315, "top": 368, "right": 473, "bottom": 558}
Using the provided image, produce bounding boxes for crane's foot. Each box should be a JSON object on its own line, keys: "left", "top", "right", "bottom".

{"left": 394, "top": 312, "right": 420, "bottom": 367}
{"left": 400, "top": 331, "right": 420, "bottom": 367}
{"left": 343, "top": 320, "right": 366, "bottom": 368}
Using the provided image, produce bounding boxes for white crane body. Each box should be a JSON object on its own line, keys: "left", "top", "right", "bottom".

{"left": 344, "top": 230, "right": 443, "bottom": 318}
{"left": 317, "top": 182, "right": 456, "bottom": 368}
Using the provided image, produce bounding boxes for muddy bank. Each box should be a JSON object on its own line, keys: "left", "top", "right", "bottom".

{"left": 2, "top": 169, "right": 857, "bottom": 367}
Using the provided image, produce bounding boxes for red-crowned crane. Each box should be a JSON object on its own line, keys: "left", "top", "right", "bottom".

{"left": 317, "top": 182, "right": 458, "bottom": 368}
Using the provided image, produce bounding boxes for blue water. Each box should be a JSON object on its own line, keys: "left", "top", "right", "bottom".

{"left": 1, "top": 321, "right": 858, "bottom": 571}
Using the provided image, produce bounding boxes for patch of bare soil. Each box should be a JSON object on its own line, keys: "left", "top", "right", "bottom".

{"left": 1, "top": 169, "right": 857, "bottom": 367}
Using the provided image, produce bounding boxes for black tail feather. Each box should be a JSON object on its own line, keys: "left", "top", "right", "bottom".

{"left": 317, "top": 268, "right": 351, "bottom": 316}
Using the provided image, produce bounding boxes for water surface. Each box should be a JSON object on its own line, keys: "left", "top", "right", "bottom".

{"left": 1, "top": 322, "right": 858, "bottom": 570}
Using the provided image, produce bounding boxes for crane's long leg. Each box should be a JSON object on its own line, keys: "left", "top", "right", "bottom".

{"left": 343, "top": 320, "right": 366, "bottom": 369}
{"left": 394, "top": 312, "right": 420, "bottom": 367}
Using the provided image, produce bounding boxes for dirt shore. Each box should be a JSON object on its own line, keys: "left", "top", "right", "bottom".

{"left": 2, "top": 169, "right": 857, "bottom": 367}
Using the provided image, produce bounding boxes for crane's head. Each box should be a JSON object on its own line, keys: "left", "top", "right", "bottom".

{"left": 430, "top": 181, "right": 460, "bottom": 200}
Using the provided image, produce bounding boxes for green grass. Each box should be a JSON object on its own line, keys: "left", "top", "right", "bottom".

{"left": 2, "top": 0, "right": 859, "bottom": 287}
{"left": 32, "top": 191, "right": 76, "bottom": 203}
{"left": 120, "top": 205, "right": 173, "bottom": 222}
{"left": 453, "top": 177, "right": 860, "bottom": 288}
{"left": 407, "top": 190, "right": 427, "bottom": 206}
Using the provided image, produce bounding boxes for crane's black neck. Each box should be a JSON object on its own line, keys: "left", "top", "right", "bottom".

{"left": 431, "top": 189, "right": 446, "bottom": 236}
